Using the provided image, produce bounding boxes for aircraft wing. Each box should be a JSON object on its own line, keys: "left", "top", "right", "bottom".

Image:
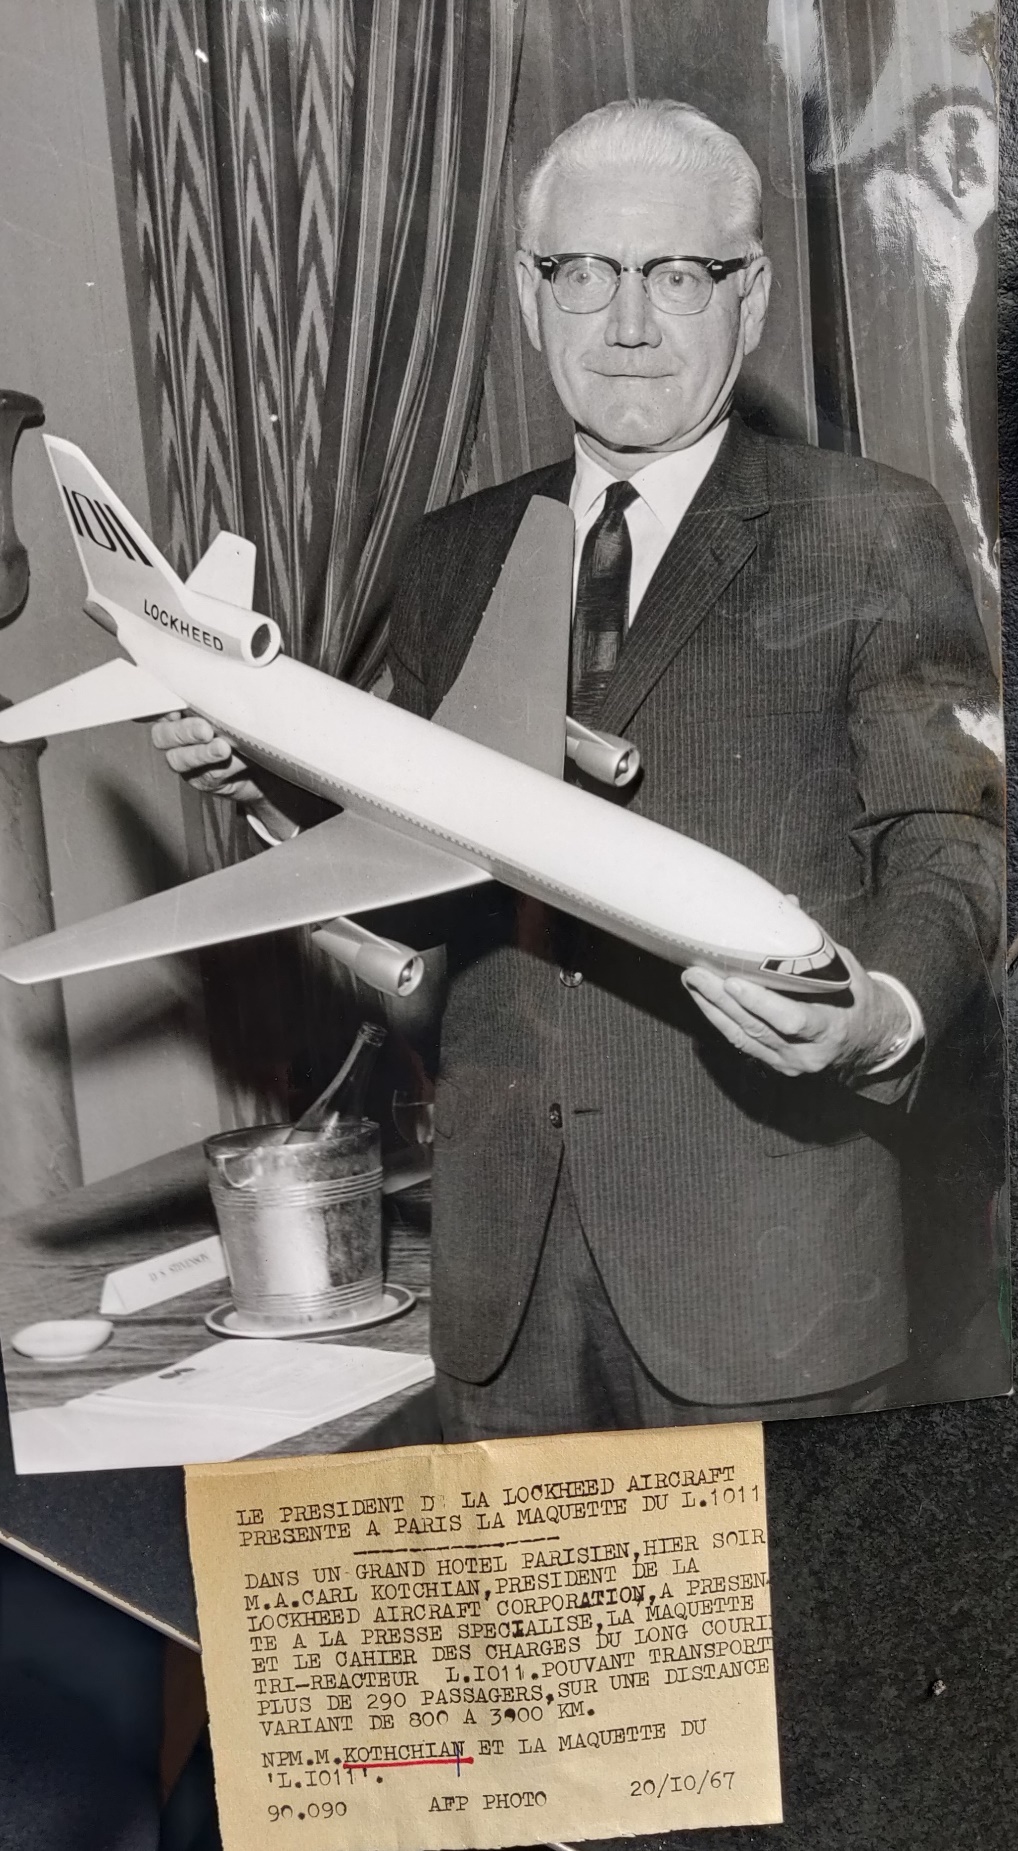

{"left": 432, "top": 496, "right": 572, "bottom": 776}
{"left": 0, "top": 813, "right": 487, "bottom": 985}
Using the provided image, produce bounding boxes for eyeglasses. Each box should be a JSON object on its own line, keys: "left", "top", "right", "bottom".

{"left": 531, "top": 252, "right": 751, "bottom": 316}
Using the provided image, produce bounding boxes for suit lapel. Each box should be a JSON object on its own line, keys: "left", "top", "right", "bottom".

{"left": 596, "top": 419, "right": 769, "bottom": 737}
{"left": 533, "top": 458, "right": 574, "bottom": 506}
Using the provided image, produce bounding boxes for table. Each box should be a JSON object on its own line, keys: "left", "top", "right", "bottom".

{"left": 0, "top": 1144, "right": 440, "bottom": 1644}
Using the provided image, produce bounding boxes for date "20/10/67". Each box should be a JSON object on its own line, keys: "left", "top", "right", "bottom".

{"left": 631, "top": 1770, "right": 736, "bottom": 1798}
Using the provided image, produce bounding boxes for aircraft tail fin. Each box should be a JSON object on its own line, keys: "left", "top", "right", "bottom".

{"left": 0, "top": 660, "right": 182, "bottom": 744}
{"left": 44, "top": 436, "right": 188, "bottom": 617}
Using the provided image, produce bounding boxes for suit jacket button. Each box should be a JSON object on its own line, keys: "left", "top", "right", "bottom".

{"left": 559, "top": 968, "right": 584, "bottom": 988}
{"left": 548, "top": 1102, "right": 563, "bottom": 1129}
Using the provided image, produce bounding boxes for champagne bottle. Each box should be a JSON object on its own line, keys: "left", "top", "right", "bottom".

{"left": 286, "top": 1021, "right": 386, "bottom": 1141}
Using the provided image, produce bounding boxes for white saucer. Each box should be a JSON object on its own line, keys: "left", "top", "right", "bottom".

{"left": 204, "top": 1283, "right": 416, "bottom": 1340}
{"left": 12, "top": 1318, "right": 113, "bottom": 1362}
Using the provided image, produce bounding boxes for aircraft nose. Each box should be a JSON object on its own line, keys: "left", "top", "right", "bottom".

{"left": 817, "top": 949, "right": 851, "bottom": 987}
{"left": 759, "top": 943, "right": 852, "bottom": 992}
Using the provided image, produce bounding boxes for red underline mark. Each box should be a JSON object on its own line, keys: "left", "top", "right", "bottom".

{"left": 344, "top": 1756, "right": 474, "bottom": 1771}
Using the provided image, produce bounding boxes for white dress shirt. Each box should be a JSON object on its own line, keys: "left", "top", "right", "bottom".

{"left": 569, "top": 422, "right": 729, "bottom": 620}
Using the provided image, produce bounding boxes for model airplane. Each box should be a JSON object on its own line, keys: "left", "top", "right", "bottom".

{"left": 0, "top": 439, "right": 849, "bottom": 999}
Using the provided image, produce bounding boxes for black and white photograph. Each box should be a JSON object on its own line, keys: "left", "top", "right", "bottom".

{"left": 0, "top": 0, "right": 1006, "bottom": 1472}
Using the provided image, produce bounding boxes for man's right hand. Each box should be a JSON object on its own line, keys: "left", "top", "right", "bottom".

{"left": 151, "top": 712, "right": 312, "bottom": 841}
{"left": 151, "top": 712, "right": 266, "bottom": 805}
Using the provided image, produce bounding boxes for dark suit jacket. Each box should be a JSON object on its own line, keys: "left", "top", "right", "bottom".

{"left": 386, "top": 417, "right": 1003, "bottom": 1404}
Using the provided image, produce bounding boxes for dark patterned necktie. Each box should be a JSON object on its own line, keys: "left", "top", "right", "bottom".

{"left": 570, "top": 479, "right": 639, "bottom": 724}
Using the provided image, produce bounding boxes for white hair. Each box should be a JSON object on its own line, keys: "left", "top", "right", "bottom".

{"left": 518, "top": 99, "right": 764, "bottom": 257}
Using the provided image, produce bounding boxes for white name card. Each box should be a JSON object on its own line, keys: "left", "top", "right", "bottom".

{"left": 100, "top": 1235, "right": 228, "bottom": 1316}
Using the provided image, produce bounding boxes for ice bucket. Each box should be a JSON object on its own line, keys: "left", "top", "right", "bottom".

{"left": 204, "top": 1118, "right": 383, "bottom": 1331}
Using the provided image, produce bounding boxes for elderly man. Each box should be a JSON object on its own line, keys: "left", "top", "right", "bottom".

{"left": 154, "top": 101, "right": 1002, "bottom": 1439}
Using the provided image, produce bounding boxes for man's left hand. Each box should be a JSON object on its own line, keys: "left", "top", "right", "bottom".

{"left": 681, "top": 943, "right": 911, "bottom": 1080}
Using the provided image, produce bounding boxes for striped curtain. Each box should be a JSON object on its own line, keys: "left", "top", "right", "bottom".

{"left": 104, "top": 0, "right": 524, "bottom": 683}
{"left": 101, "top": 0, "right": 524, "bottom": 1121}
{"left": 466, "top": 0, "right": 821, "bottom": 493}
{"left": 303, "top": 1, "right": 524, "bottom": 681}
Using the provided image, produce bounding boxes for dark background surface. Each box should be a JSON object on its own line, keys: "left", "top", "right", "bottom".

{"left": 0, "top": 16, "right": 1015, "bottom": 1851}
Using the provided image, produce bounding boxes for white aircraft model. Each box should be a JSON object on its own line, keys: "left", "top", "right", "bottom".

{"left": 0, "top": 438, "right": 849, "bottom": 999}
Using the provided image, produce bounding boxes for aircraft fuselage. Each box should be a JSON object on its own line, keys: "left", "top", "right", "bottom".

{"left": 109, "top": 603, "right": 846, "bottom": 995}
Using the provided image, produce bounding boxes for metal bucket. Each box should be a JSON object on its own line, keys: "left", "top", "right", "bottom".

{"left": 204, "top": 1119, "right": 383, "bottom": 1330}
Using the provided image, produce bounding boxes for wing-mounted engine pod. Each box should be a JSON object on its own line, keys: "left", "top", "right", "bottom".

{"left": 311, "top": 916, "right": 424, "bottom": 998}
{"left": 184, "top": 591, "right": 282, "bottom": 667}
{"left": 565, "top": 715, "right": 641, "bottom": 787}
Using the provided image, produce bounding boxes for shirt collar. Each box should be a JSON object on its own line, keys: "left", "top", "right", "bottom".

{"left": 570, "top": 420, "right": 730, "bottom": 531}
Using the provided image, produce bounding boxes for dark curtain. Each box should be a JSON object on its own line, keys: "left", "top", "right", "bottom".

{"left": 468, "top": 0, "right": 821, "bottom": 490}
{"left": 799, "top": 0, "right": 999, "bottom": 642}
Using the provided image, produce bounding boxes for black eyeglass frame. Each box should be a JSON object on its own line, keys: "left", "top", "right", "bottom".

{"left": 530, "top": 252, "right": 752, "bottom": 313}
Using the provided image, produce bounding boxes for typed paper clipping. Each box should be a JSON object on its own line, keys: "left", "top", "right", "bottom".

{"left": 186, "top": 1424, "right": 781, "bottom": 1847}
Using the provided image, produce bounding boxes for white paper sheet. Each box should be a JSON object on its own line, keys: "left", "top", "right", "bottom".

{"left": 99, "top": 1235, "right": 229, "bottom": 1314}
{"left": 10, "top": 1340, "right": 434, "bottom": 1473}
